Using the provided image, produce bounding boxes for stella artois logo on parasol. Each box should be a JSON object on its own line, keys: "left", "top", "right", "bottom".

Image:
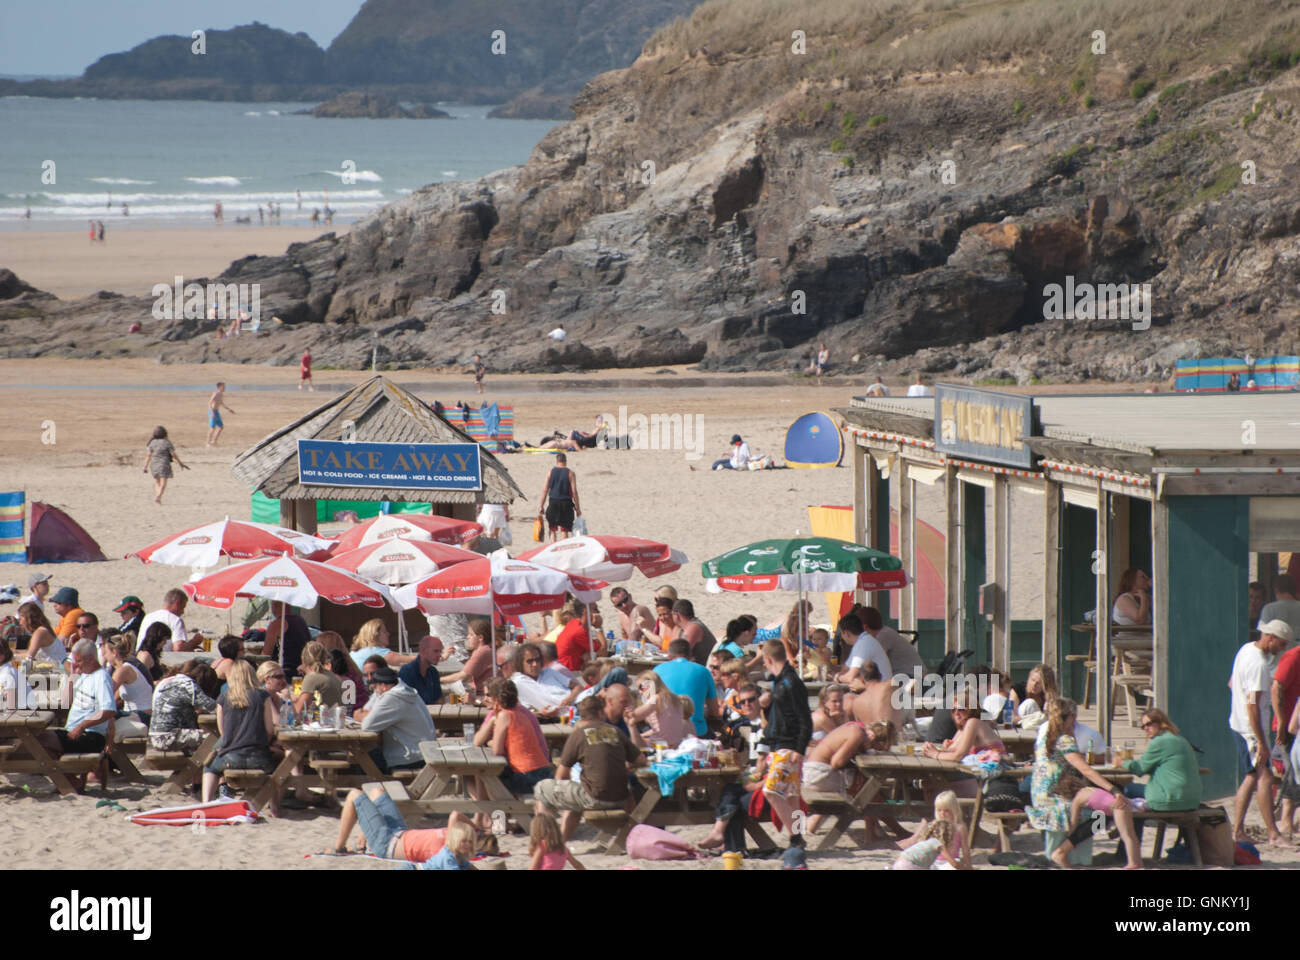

{"left": 260, "top": 576, "right": 298, "bottom": 588}
{"left": 554, "top": 542, "right": 582, "bottom": 552}
{"left": 380, "top": 553, "right": 415, "bottom": 563}
{"left": 505, "top": 564, "right": 533, "bottom": 571}
{"left": 274, "top": 530, "right": 298, "bottom": 538}
{"left": 378, "top": 527, "right": 412, "bottom": 540}
{"left": 178, "top": 536, "right": 212, "bottom": 545}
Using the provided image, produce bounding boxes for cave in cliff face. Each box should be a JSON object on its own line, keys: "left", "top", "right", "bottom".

{"left": 712, "top": 156, "right": 765, "bottom": 228}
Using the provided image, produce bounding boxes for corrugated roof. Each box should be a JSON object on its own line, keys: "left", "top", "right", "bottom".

{"left": 850, "top": 391, "right": 1300, "bottom": 456}
{"left": 231, "top": 376, "right": 524, "bottom": 504}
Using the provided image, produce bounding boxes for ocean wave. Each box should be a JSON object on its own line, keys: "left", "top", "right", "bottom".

{"left": 244, "top": 111, "right": 262, "bottom": 116}
{"left": 30, "top": 189, "right": 384, "bottom": 205}
{"left": 266, "top": 109, "right": 281, "bottom": 116}
{"left": 185, "top": 176, "right": 243, "bottom": 186}
{"left": 441, "top": 171, "right": 458, "bottom": 177}
{"left": 322, "top": 169, "right": 383, "bottom": 182}
{"left": 19, "top": 198, "right": 385, "bottom": 220}
{"left": 89, "top": 177, "right": 155, "bottom": 185}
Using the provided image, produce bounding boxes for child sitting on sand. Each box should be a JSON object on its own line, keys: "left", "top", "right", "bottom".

{"left": 889, "top": 791, "right": 971, "bottom": 870}
{"left": 529, "top": 811, "right": 584, "bottom": 870}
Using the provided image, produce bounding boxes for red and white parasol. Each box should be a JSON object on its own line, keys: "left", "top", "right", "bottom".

{"left": 391, "top": 553, "right": 604, "bottom": 617}
{"left": 324, "top": 537, "right": 481, "bottom": 586}
{"left": 517, "top": 535, "right": 687, "bottom": 582}
{"left": 128, "top": 517, "right": 334, "bottom": 568}
{"left": 183, "top": 555, "right": 394, "bottom": 612}
{"left": 328, "top": 514, "right": 483, "bottom": 553}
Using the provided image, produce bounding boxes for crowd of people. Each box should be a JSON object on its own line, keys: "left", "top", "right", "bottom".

{"left": 6, "top": 558, "right": 1294, "bottom": 871}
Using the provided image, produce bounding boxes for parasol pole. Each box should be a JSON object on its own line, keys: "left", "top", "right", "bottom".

{"left": 489, "top": 581, "right": 497, "bottom": 677}
{"left": 278, "top": 601, "right": 286, "bottom": 669}
{"left": 798, "top": 569, "right": 805, "bottom": 677}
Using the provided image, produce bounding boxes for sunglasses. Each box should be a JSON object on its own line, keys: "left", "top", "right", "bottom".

{"left": 737, "top": 697, "right": 759, "bottom": 706}
{"left": 524, "top": 657, "right": 541, "bottom": 665}
{"left": 268, "top": 673, "right": 286, "bottom": 681}
{"left": 77, "top": 622, "right": 96, "bottom": 629}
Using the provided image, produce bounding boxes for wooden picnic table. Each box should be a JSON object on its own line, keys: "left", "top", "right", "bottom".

{"left": 805, "top": 751, "right": 988, "bottom": 853}
{"left": 0, "top": 709, "right": 81, "bottom": 795}
{"left": 406, "top": 741, "right": 537, "bottom": 828}
{"left": 246, "top": 724, "right": 382, "bottom": 811}
{"left": 584, "top": 765, "right": 770, "bottom": 855}
{"left": 428, "top": 703, "right": 490, "bottom": 735}
{"left": 613, "top": 655, "right": 670, "bottom": 676}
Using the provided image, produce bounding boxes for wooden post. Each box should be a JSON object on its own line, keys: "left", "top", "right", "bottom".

{"left": 867, "top": 453, "right": 890, "bottom": 615}
{"left": 1042, "top": 479, "right": 1061, "bottom": 676}
{"left": 899, "top": 459, "right": 916, "bottom": 632}
{"left": 852, "top": 441, "right": 868, "bottom": 607}
{"left": 1109, "top": 495, "right": 1131, "bottom": 594}
{"left": 991, "top": 474, "right": 1010, "bottom": 673}
{"left": 1095, "top": 485, "right": 1112, "bottom": 744}
{"left": 944, "top": 464, "right": 960, "bottom": 654}
{"left": 1152, "top": 497, "right": 1170, "bottom": 711}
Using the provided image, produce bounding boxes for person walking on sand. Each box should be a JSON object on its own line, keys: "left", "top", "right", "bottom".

{"left": 207, "top": 382, "right": 234, "bottom": 446}
{"left": 142, "top": 426, "right": 188, "bottom": 504}
{"left": 88, "top": 220, "right": 96, "bottom": 244}
{"left": 97, "top": 220, "right": 105, "bottom": 243}
{"left": 300, "top": 348, "right": 313, "bottom": 391}
{"left": 473, "top": 354, "right": 486, "bottom": 395}
{"left": 538, "top": 453, "right": 580, "bottom": 542}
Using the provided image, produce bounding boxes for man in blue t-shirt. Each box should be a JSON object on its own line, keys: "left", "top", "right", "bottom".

{"left": 398, "top": 635, "right": 444, "bottom": 706}
{"left": 654, "top": 639, "right": 719, "bottom": 736}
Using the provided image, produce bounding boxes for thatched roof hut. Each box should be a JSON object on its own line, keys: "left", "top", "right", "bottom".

{"left": 232, "top": 376, "right": 523, "bottom": 524}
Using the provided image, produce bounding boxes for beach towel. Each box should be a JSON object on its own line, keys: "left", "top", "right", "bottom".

{"left": 0, "top": 492, "right": 24, "bottom": 563}
{"left": 128, "top": 799, "right": 260, "bottom": 826}
{"left": 481, "top": 402, "right": 501, "bottom": 438}
{"left": 649, "top": 755, "right": 695, "bottom": 796}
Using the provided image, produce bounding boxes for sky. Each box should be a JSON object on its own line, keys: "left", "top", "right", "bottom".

{"left": 0, "top": 0, "right": 365, "bottom": 76}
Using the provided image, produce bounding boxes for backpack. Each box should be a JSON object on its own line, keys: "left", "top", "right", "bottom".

{"left": 625, "top": 825, "right": 697, "bottom": 861}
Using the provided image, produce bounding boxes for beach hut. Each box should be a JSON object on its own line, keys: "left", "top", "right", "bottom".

{"left": 783, "top": 411, "right": 844, "bottom": 468}
{"left": 839, "top": 385, "right": 1300, "bottom": 799}
{"left": 231, "top": 376, "right": 524, "bottom": 640}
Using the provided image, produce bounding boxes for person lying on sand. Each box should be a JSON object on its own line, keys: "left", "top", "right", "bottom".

{"left": 326, "top": 787, "right": 480, "bottom": 868}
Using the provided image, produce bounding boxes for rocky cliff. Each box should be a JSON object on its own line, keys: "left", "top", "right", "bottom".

{"left": 7, "top": 0, "right": 1300, "bottom": 383}
{"left": 0, "top": 0, "right": 702, "bottom": 118}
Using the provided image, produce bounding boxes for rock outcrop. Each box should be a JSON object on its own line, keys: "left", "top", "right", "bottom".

{"left": 7, "top": 0, "right": 1300, "bottom": 383}
{"left": 309, "top": 92, "right": 451, "bottom": 118}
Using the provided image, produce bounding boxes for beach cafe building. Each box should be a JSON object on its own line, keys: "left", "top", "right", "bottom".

{"left": 841, "top": 385, "right": 1300, "bottom": 798}
{"left": 231, "top": 375, "right": 523, "bottom": 640}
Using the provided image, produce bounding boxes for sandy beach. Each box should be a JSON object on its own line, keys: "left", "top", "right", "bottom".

{"left": 1, "top": 357, "right": 1293, "bottom": 870}
{"left": 0, "top": 226, "right": 343, "bottom": 301}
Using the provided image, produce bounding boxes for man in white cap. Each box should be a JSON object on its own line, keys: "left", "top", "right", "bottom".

{"left": 1229, "top": 618, "right": 1293, "bottom": 845}
{"left": 19, "top": 573, "right": 51, "bottom": 610}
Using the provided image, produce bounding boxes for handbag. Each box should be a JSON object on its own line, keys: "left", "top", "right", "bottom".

{"left": 532, "top": 516, "right": 544, "bottom": 542}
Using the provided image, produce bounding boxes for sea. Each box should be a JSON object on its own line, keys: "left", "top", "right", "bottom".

{"left": 0, "top": 96, "right": 559, "bottom": 229}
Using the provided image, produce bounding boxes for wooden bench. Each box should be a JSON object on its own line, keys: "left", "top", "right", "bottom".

{"left": 984, "top": 811, "right": 1029, "bottom": 851}
{"left": 142, "top": 750, "right": 191, "bottom": 772}
{"left": 309, "top": 759, "right": 352, "bottom": 802}
{"left": 58, "top": 753, "right": 105, "bottom": 774}
{"left": 222, "top": 769, "right": 269, "bottom": 790}
{"left": 1134, "top": 807, "right": 1226, "bottom": 866}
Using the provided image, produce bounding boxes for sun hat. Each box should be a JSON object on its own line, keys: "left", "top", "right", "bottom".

{"left": 50, "top": 586, "right": 79, "bottom": 606}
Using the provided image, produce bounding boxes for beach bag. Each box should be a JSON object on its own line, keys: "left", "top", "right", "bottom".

{"left": 1198, "top": 819, "right": 1234, "bottom": 867}
{"left": 983, "top": 776, "right": 1024, "bottom": 812}
{"left": 497, "top": 524, "right": 512, "bottom": 546}
{"left": 572, "top": 516, "right": 588, "bottom": 536}
{"left": 1233, "top": 841, "right": 1261, "bottom": 866}
{"left": 532, "top": 516, "right": 544, "bottom": 542}
{"left": 625, "top": 824, "right": 696, "bottom": 861}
